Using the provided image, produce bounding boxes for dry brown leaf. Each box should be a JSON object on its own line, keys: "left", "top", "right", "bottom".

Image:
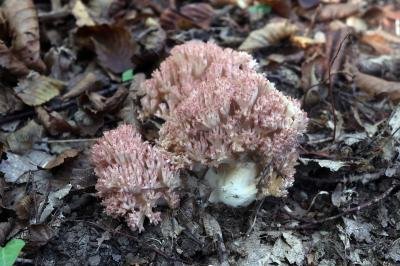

{"left": 239, "top": 19, "right": 298, "bottom": 51}
{"left": 317, "top": 2, "right": 362, "bottom": 22}
{"left": 160, "top": 3, "right": 215, "bottom": 30}
{"left": 15, "top": 195, "right": 32, "bottom": 220}
{"left": 14, "top": 72, "right": 65, "bottom": 106}
{"left": 76, "top": 24, "right": 136, "bottom": 74}
{"left": 43, "top": 149, "right": 80, "bottom": 169}
{"left": 0, "top": 41, "right": 29, "bottom": 77}
{"left": 0, "top": 86, "right": 24, "bottom": 115}
{"left": 361, "top": 29, "right": 400, "bottom": 54}
{"left": 71, "top": 0, "right": 96, "bottom": 27}
{"left": 259, "top": 0, "right": 291, "bottom": 17}
{"left": 2, "top": 0, "right": 46, "bottom": 72}
{"left": 348, "top": 63, "right": 400, "bottom": 101}
{"left": 36, "top": 107, "right": 80, "bottom": 136}
{"left": 6, "top": 120, "right": 44, "bottom": 153}
{"left": 61, "top": 72, "right": 103, "bottom": 100}
{"left": 0, "top": 221, "right": 13, "bottom": 245}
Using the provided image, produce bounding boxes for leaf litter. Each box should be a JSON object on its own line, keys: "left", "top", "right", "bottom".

{"left": 0, "top": 0, "right": 400, "bottom": 265}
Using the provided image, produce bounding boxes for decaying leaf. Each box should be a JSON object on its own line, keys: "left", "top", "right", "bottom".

{"left": 347, "top": 63, "right": 400, "bottom": 101}
{"left": 36, "top": 107, "right": 80, "bottom": 136}
{"left": 43, "top": 149, "right": 80, "bottom": 170}
{"left": 15, "top": 195, "right": 32, "bottom": 220}
{"left": 38, "top": 184, "right": 72, "bottom": 223}
{"left": 6, "top": 120, "right": 44, "bottom": 153}
{"left": 297, "top": 0, "right": 320, "bottom": 9}
{"left": 2, "top": 0, "right": 46, "bottom": 72}
{"left": 0, "top": 41, "right": 29, "bottom": 77}
{"left": 71, "top": 0, "right": 96, "bottom": 27}
{"left": 80, "top": 86, "right": 128, "bottom": 114}
{"left": 317, "top": 2, "right": 363, "bottom": 22}
{"left": 299, "top": 158, "right": 347, "bottom": 171}
{"left": 160, "top": 3, "right": 215, "bottom": 30}
{"left": 361, "top": 29, "right": 400, "bottom": 54}
{"left": 14, "top": 72, "right": 65, "bottom": 106}
{"left": 62, "top": 72, "right": 105, "bottom": 100}
{"left": 259, "top": 0, "right": 291, "bottom": 17}
{"left": 76, "top": 24, "right": 137, "bottom": 74}
{"left": 27, "top": 224, "right": 54, "bottom": 250}
{"left": 0, "top": 221, "right": 13, "bottom": 245}
{"left": 0, "top": 152, "right": 37, "bottom": 183}
{"left": 239, "top": 19, "right": 298, "bottom": 51}
{"left": 0, "top": 86, "right": 24, "bottom": 115}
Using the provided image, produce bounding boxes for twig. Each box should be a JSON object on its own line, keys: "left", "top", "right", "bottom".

{"left": 328, "top": 33, "right": 351, "bottom": 141}
{"left": 268, "top": 183, "right": 399, "bottom": 231}
{"left": 36, "top": 138, "right": 97, "bottom": 144}
{"left": 0, "top": 86, "right": 117, "bottom": 126}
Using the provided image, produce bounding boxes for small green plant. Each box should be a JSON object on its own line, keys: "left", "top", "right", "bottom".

{"left": 122, "top": 69, "right": 134, "bottom": 83}
{"left": 0, "top": 239, "right": 25, "bottom": 266}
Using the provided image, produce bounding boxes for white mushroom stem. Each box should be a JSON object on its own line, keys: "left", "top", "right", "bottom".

{"left": 205, "top": 162, "right": 258, "bottom": 207}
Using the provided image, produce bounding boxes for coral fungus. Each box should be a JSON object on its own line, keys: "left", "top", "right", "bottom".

{"left": 140, "top": 41, "right": 308, "bottom": 207}
{"left": 91, "top": 124, "right": 180, "bottom": 231}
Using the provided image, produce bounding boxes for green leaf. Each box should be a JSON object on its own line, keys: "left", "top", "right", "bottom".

{"left": 0, "top": 239, "right": 25, "bottom": 266}
{"left": 122, "top": 69, "right": 134, "bottom": 82}
{"left": 248, "top": 4, "right": 271, "bottom": 15}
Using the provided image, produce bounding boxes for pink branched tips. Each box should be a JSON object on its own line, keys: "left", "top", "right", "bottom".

{"left": 140, "top": 41, "right": 308, "bottom": 198}
{"left": 91, "top": 124, "right": 181, "bottom": 232}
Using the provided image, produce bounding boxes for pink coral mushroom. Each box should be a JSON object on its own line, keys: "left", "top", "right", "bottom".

{"left": 91, "top": 124, "right": 180, "bottom": 232}
{"left": 140, "top": 41, "right": 308, "bottom": 207}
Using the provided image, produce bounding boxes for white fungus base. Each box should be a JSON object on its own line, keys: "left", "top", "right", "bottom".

{"left": 205, "top": 162, "right": 258, "bottom": 207}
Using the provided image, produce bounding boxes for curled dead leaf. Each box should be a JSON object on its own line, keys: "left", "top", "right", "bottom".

{"left": 43, "top": 149, "right": 80, "bottom": 169}
{"left": 6, "top": 120, "right": 44, "bottom": 153}
{"left": 347, "top": 63, "right": 400, "bottom": 101}
{"left": 239, "top": 19, "right": 298, "bottom": 51}
{"left": 360, "top": 29, "right": 400, "bottom": 54}
{"left": 14, "top": 72, "right": 65, "bottom": 106}
{"left": 317, "top": 2, "right": 363, "bottom": 22}
{"left": 0, "top": 41, "right": 29, "bottom": 77}
{"left": 160, "top": 3, "right": 215, "bottom": 30}
{"left": 2, "top": 0, "right": 46, "bottom": 72}
{"left": 36, "top": 107, "right": 80, "bottom": 136}
{"left": 62, "top": 72, "right": 106, "bottom": 100}
{"left": 76, "top": 24, "right": 137, "bottom": 74}
{"left": 79, "top": 86, "right": 128, "bottom": 114}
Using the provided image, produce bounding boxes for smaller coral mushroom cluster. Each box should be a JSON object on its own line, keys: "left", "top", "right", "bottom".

{"left": 91, "top": 124, "right": 180, "bottom": 232}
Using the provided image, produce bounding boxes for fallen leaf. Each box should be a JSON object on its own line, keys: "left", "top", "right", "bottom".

{"left": 259, "top": 0, "right": 291, "bottom": 17}
{"left": 15, "top": 195, "right": 32, "bottom": 220}
{"left": 27, "top": 224, "right": 54, "bottom": 250}
{"left": 6, "top": 120, "right": 44, "bottom": 153}
{"left": 342, "top": 217, "right": 373, "bottom": 243}
{"left": 80, "top": 86, "right": 128, "bottom": 114}
{"left": 38, "top": 184, "right": 72, "bottom": 223}
{"left": 299, "top": 158, "right": 347, "bottom": 171}
{"left": 43, "top": 149, "right": 80, "bottom": 169}
{"left": 209, "top": 0, "right": 252, "bottom": 8}
{"left": 0, "top": 41, "right": 29, "bottom": 77}
{"left": 62, "top": 72, "right": 104, "bottom": 100}
{"left": 71, "top": 0, "right": 96, "bottom": 27}
{"left": 317, "top": 2, "right": 362, "bottom": 22}
{"left": 297, "top": 0, "right": 320, "bottom": 9}
{"left": 2, "top": 0, "right": 46, "bottom": 72}
{"left": 76, "top": 24, "right": 137, "bottom": 74}
{"left": 0, "top": 87, "right": 24, "bottom": 115}
{"left": 14, "top": 72, "right": 65, "bottom": 106}
{"left": 347, "top": 63, "right": 400, "bottom": 101}
{"left": 160, "top": 3, "right": 215, "bottom": 30}
{"left": 36, "top": 107, "right": 80, "bottom": 136}
{"left": 361, "top": 29, "right": 400, "bottom": 54}
{"left": 0, "top": 152, "right": 37, "bottom": 183}
{"left": 239, "top": 19, "right": 298, "bottom": 51}
{"left": 0, "top": 221, "right": 12, "bottom": 245}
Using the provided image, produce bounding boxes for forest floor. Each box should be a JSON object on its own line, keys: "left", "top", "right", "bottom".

{"left": 1, "top": 0, "right": 400, "bottom": 265}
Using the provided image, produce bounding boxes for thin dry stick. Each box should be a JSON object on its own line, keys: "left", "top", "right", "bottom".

{"left": 328, "top": 33, "right": 351, "bottom": 141}
{"left": 275, "top": 183, "right": 399, "bottom": 230}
